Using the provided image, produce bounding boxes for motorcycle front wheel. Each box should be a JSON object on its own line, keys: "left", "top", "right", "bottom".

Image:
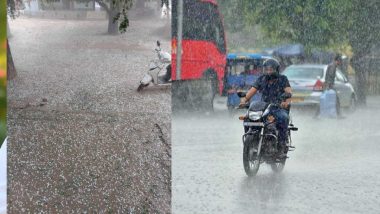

{"left": 243, "top": 135, "right": 260, "bottom": 177}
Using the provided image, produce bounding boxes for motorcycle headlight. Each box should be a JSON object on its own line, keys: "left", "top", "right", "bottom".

{"left": 248, "top": 111, "right": 263, "bottom": 120}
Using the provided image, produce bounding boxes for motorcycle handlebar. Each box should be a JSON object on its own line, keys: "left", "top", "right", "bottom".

{"left": 236, "top": 103, "right": 249, "bottom": 109}
{"left": 236, "top": 102, "right": 286, "bottom": 110}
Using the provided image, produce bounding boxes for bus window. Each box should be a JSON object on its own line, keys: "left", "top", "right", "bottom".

{"left": 173, "top": 1, "right": 225, "bottom": 54}
{"left": 212, "top": 12, "right": 226, "bottom": 53}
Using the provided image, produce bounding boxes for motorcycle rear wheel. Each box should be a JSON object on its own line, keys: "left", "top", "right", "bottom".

{"left": 270, "top": 160, "right": 286, "bottom": 173}
{"left": 137, "top": 83, "right": 148, "bottom": 92}
{"left": 243, "top": 135, "right": 260, "bottom": 177}
{"left": 270, "top": 147, "right": 287, "bottom": 173}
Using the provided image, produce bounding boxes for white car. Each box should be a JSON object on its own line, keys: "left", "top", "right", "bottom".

{"left": 282, "top": 64, "right": 356, "bottom": 109}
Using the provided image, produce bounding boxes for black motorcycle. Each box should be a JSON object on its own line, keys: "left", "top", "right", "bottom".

{"left": 237, "top": 92, "right": 298, "bottom": 176}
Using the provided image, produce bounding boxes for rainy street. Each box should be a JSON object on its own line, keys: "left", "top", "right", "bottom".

{"left": 7, "top": 13, "right": 171, "bottom": 212}
{"left": 172, "top": 96, "right": 380, "bottom": 214}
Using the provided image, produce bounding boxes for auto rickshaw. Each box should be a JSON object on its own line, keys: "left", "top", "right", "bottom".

{"left": 223, "top": 53, "right": 271, "bottom": 114}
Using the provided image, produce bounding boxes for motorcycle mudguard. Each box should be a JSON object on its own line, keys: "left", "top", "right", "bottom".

{"left": 140, "top": 73, "right": 153, "bottom": 85}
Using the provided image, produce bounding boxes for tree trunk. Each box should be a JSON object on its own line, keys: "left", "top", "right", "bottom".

{"left": 108, "top": 1, "right": 120, "bottom": 34}
{"left": 62, "top": 0, "right": 70, "bottom": 10}
{"left": 351, "top": 55, "right": 367, "bottom": 106}
{"left": 136, "top": 0, "right": 145, "bottom": 9}
{"left": 7, "top": 39, "right": 17, "bottom": 80}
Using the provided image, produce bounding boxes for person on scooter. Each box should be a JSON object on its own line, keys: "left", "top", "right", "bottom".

{"left": 239, "top": 58, "right": 292, "bottom": 158}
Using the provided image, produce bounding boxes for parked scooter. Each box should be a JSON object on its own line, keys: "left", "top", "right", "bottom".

{"left": 137, "top": 41, "right": 171, "bottom": 91}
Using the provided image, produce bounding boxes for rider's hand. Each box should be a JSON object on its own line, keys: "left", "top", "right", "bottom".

{"left": 239, "top": 97, "right": 248, "bottom": 108}
{"left": 281, "top": 101, "right": 289, "bottom": 109}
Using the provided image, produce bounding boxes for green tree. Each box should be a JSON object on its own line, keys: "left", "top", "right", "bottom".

{"left": 235, "top": 0, "right": 379, "bottom": 105}
{"left": 6, "top": 0, "right": 22, "bottom": 80}
{"left": 56, "top": 0, "right": 134, "bottom": 34}
{"left": 93, "top": 0, "right": 134, "bottom": 34}
{"left": 8, "top": 0, "right": 134, "bottom": 34}
{"left": 219, "top": 0, "right": 245, "bottom": 32}
{"left": 347, "top": 0, "right": 380, "bottom": 105}
{"left": 9, "top": 0, "right": 168, "bottom": 34}
{"left": 240, "top": 0, "right": 347, "bottom": 52}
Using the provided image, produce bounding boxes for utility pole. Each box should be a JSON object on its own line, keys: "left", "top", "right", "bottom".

{"left": 176, "top": 0, "right": 183, "bottom": 80}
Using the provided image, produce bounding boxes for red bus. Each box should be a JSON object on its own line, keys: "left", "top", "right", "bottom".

{"left": 172, "top": 0, "right": 227, "bottom": 101}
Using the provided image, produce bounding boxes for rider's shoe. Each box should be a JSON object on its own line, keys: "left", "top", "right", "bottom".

{"left": 276, "top": 142, "right": 288, "bottom": 159}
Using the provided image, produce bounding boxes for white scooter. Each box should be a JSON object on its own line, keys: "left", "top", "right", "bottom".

{"left": 137, "top": 41, "right": 171, "bottom": 91}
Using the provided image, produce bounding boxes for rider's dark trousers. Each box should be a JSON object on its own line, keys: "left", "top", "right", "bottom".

{"left": 272, "top": 108, "right": 289, "bottom": 144}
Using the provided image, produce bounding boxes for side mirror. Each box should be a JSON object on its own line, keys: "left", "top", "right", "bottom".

{"left": 237, "top": 91, "right": 246, "bottom": 98}
{"left": 157, "top": 40, "right": 161, "bottom": 47}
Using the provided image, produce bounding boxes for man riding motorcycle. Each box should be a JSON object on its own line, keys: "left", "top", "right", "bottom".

{"left": 239, "top": 58, "right": 292, "bottom": 158}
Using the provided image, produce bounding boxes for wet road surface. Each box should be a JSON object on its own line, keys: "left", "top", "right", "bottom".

{"left": 8, "top": 15, "right": 171, "bottom": 213}
{"left": 173, "top": 96, "right": 380, "bottom": 214}
{"left": 0, "top": 139, "right": 6, "bottom": 214}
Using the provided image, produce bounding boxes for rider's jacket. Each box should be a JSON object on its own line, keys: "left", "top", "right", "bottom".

{"left": 252, "top": 74, "right": 291, "bottom": 105}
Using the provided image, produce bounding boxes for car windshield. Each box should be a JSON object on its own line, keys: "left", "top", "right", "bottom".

{"left": 283, "top": 67, "right": 324, "bottom": 79}
{"left": 227, "top": 63, "right": 257, "bottom": 75}
{"left": 227, "top": 63, "right": 246, "bottom": 75}
{"left": 226, "top": 59, "right": 262, "bottom": 75}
